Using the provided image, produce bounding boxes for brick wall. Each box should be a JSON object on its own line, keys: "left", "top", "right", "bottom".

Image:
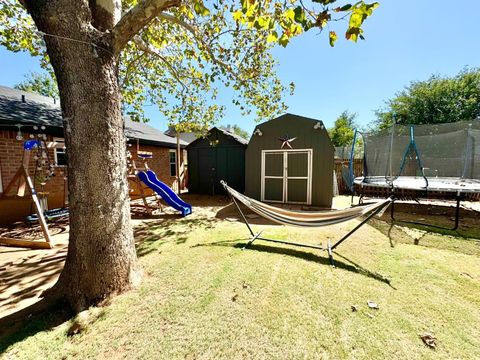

{"left": 0, "top": 130, "right": 67, "bottom": 224}
{"left": 128, "top": 143, "right": 186, "bottom": 194}
{"left": 0, "top": 131, "right": 186, "bottom": 225}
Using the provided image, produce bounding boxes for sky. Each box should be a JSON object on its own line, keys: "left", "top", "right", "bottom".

{"left": 1, "top": 0, "right": 479, "bottom": 135}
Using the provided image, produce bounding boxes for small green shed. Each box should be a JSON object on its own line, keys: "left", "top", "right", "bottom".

{"left": 245, "top": 113, "right": 334, "bottom": 207}
{"left": 187, "top": 127, "right": 247, "bottom": 195}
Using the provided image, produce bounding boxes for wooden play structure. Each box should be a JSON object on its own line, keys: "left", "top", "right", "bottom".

{"left": 0, "top": 139, "right": 61, "bottom": 249}
{"left": 127, "top": 144, "right": 163, "bottom": 216}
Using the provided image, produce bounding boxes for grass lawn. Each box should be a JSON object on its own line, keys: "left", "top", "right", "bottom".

{"left": 1, "top": 197, "right": 480, "bottom": 359}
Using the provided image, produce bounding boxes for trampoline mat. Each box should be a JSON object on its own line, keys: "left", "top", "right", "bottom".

{"left": 354, "top": 176, "right": 480, "bottom": 193}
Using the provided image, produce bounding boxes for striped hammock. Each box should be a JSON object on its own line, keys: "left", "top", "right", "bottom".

{"left": 221, "top": 181, "right": 392, "bottom": 227}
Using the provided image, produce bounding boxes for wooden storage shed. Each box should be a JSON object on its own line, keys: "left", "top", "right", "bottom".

{"left": 245, "top": 113, "right": 334, "bottom": 207}
{"left": 187, "top": 127, "right": 247, "bottom": 195}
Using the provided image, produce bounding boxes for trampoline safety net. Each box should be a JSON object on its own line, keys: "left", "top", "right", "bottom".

{"left": 360, "top": 120, "right": 480, "bottom": 183}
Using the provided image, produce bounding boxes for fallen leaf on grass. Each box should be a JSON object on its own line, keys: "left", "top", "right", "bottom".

{"left": 419, "top": 332, "right": 437, "bottom": 349}
{"left": 367, "top": 300, "right": 379, "bottom": 310}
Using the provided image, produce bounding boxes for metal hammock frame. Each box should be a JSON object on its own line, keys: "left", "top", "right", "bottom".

{"left": 221, "top": 181, "right": 393, "bottom": 266}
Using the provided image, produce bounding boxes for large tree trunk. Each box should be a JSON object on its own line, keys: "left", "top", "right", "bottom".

{"left": 27, "top": 2, "right": 140, "bottom": 312}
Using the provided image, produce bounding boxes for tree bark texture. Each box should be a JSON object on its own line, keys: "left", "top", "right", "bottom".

{"left": 26, "top": 1, "right": 139, "bottom": 311}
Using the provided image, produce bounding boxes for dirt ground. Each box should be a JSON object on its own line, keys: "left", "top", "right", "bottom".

{"left": 1, "top": 194, "right": 479, "bottom": 320}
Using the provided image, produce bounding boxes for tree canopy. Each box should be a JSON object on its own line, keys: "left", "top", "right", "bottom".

{"left": 14, "top": 71, "right": 59, "bottom": 98}
{"left": 374, "top": 68, "right": 480, "bottom": 130}
{"left": 223, "top": 124, "right": 249, "bottom": 140}
{"left": 1, "top": 0, "right": 379, "bottom": 131}
{"left": 328, "top": 110, "right": 357, "bottom": 146}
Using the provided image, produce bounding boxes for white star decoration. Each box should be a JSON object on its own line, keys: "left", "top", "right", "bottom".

{"left": 278, "top": 135, "right": 297, "bottom": 149}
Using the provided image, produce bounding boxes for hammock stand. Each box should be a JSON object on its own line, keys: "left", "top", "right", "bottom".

{"left": 221, "top": 181, "right": 393, "bottom": 266}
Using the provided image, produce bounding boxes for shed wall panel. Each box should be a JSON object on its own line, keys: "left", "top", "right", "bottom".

{"left": 186, "top": 128, "right": 246, "bottom": 195}
{"left": 245, "top": 114, "right": 334, "bottom": 207}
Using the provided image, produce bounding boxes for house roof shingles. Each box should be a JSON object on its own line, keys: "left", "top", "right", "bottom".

{"left": 0, "top": 85, "right": 186, "bottom": 148}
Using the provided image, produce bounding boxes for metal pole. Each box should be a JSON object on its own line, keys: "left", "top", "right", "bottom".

{"left": 231, "top": 196, "right": 255, "bottom": 237}
{"left": 242, "top": 230, "right": 263, "bottom": 250}
{"left": 331, "top": 199, "right": 392, "bottom": 250}
{"left": 348, "top": 129, "right": 357, "bottom": 193}
{"left": 256, "top": 237, "right": 325, "bottom": 250}
{"left": 176, "top": 132, "right": 181, "bottom": 194}
{"left": 327, "top": 240, "right": 335, "bottom": 267}
{"left": 453, "top": 192, "right": 461, "bottom": 231}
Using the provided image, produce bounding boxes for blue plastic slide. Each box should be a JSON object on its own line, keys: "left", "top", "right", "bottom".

{"left": 137, "top": 170, "right": 192, "bottom": 217}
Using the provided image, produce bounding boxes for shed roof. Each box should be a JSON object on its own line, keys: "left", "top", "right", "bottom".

{"left": 164, "top": 128, "right": 199, "bottom": 144}
{"left": 0, "top": 85, "right": 186, "bottom": 148}
{"left": 255, "top": 113, "right": 326, "bottom": 129}
{"left": 217, "top": 126, "right": 249, "bottom": 144}
{"left": 186, "top": 126, "right": 248, "bottom": 148}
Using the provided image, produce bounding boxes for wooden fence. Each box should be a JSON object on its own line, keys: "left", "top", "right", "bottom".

{"left": 334, "top": 159, "right": 363, "bottom": 194}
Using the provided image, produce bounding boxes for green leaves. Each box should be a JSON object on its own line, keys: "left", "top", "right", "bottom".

{"left": 329, "top": 31, "right": 337, "bottom": 47}
{"left": 193, "top": 0, "right": 210, "bottom": 16}
{"left": 316, "top": 10, "right": 331, "bottom": 28}
{"left": 328, "top": 110, "right": 358, "bottom": 146}
{"left": 14, "top": 72, "right": 59, "bottom": 98}
{"left": 346, "top": 2, "right": 379, "bottom": 42}
{"left": 266, "top": 31, "right": 278, "bottom": 43}
{"left": 313, "top": 0, "right": 337, "bottom": 4}
{"left": 293, "top": 6, "right": 307, "bottom": 25}
{"left": 335, "top": 4, "right": 353, "bottom": 12}
{"left": 0, "top": 1, "right": 44, "bottom": 56}
{"left": 229, "top": 1, "right": 379, "bottom": 48}
{"left": 1, "top": 0, "right": 380, "bottom": 133}
{"left": 374, "top": 68, "right": 480, "bottom": 129}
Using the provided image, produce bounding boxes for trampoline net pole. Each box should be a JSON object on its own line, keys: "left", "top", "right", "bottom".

{"left": 352, "top": 119, "right": 480, "bottom": 220}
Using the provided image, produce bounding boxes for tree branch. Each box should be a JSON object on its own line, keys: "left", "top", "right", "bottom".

{"left": 112, "top": 0, "right": 180, "bottom": 55}
{"left": 121, "top": 52, "right": 144, "bottom": 87}
{"left": 133, "top": 37, "right": 188, "bottom": 92}
{"left": 158, "top": 12, "right": 238, "bottom": 79}
{"left": 90, "top": 0, "right": 122, "bottom": 31}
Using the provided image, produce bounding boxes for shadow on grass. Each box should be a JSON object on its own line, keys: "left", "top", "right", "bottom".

{"left": 195, "top": 237, "right": 394, "bottom": 288}
{"left": 0, "top": 214, "right": 220, "bottom": 352}
{"left": 190, "top": 238, "right": 248, "bottom": 248}
{"left": 371, "top": 218, "right": 480, "bottom": 256}
{"left": 0, "top": 298, "right": 72, "bottom": 353}
{"left": 134, "top": 215, "right": 219, "bottom": 257}
{"left": 376, "top": 203, "right": 480, "bottom": 239}
{"left": 241, "top": 243, "right": 395, "bottom": 288}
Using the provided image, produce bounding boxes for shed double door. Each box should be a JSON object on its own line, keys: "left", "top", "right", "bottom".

{"left": 261, "top": 149, "right": 312, "bottom": 205}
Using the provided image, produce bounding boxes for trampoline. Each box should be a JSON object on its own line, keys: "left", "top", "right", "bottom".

{"left": 354, "top": 176, "right": 480, "bottom": 193}
{"left": 348, "top": 120, "right": 480, "bottom": 230}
